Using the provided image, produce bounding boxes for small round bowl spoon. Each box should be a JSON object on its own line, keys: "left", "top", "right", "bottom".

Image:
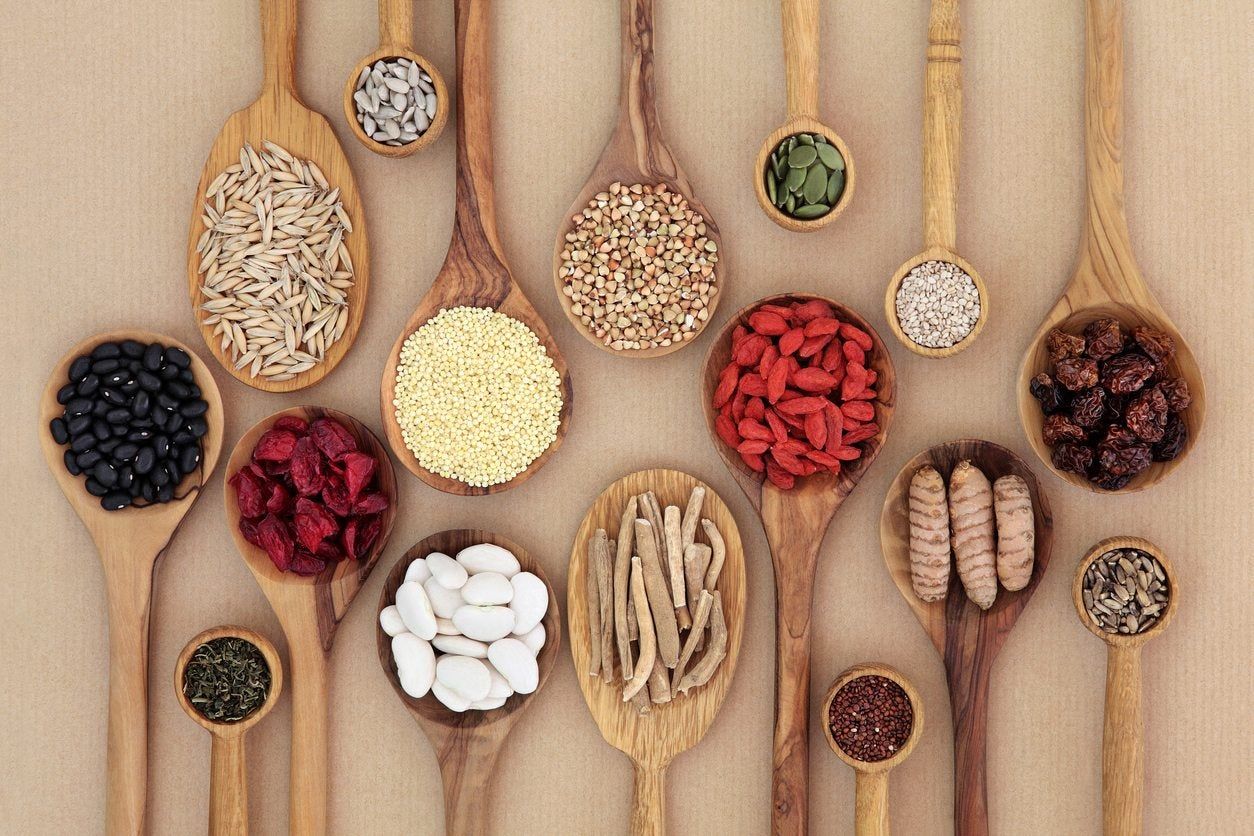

{"left": 376, "top": 530, "right": 561, "bottom": 834}
{"left": 342, "top": 0, "right": 448, "bottom": 157}
{"left": 39, "top": 330, "right": 224, "bottom": 835}
{"left": 174, "top": 625, "right": 284, "bottom": 836}
{"left": 822, "top": 664, "right": 925, "bottom": 836}
{"left": 225, "top": 406, "right": 397, "bottom": 835}
{"left": 1072, "top": 537, "right": 1178, "bottom": 836}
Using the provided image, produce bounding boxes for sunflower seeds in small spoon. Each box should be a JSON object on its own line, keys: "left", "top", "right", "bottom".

{"left": 353, "top": 57, "right": 439, "bottom": 147}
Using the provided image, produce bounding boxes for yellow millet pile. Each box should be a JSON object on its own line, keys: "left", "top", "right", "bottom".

{"left": 392, "top": 307, "right": 563, "bottom": 487}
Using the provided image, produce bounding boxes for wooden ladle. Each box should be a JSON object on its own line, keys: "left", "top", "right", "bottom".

{"left": 341, "top": 0, "right": 448, "bottom": 157}
{"left": 174, "top": 625, "right": 284, "bottom": 836}
{"left": 883, "top": 0, "right": 989, "bottom": 358}
{"left": 187, "top": 0, "right": 370, "bottom": 392}
{"left": 379, "top": 0, "right": 572, "bottom": 494}
{"left": 753, "top": 0, "right": 856, "bottom": 231}
{"left": 567, "top": 468, "right": 746, "bottom": 835}
{"left": 701, "top": 294, "right": 895, "bottom": 834}
{"left": 1072, "top": 536, "right": 1178, "bottom": 836}
{"left": 1017, "top": 0, "right": 1205, "bottom": 491}
{"left": 225, "top": 406, "right": 397, "bottom": 835}
{"left": 879, "top": 439, "right": 1054, "bottom": 836}
{"left": 38, "top": 330, "right": 224, "bottom": 835}
{"left": 821, "top": 664, "right": 925, "bottom": 836}
{"left": 376, "top": 530, "right": 562, "bottom": 834}
{"left": 551, "top": 0, "right": 725, "bottom": 357}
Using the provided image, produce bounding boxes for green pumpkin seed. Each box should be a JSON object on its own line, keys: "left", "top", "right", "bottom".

{"left": 816, "top": 143, "right": 842, "bottom": 171}
{"left": 798, "top": 133, "right": 815, "bottom": 146}
{"left": 786, "top": 136, "right": 797, "bottom": 155}
{"left": 826, "top": 168, "right": 845, "bottom": 204}
{"left": 801, "top": 165, "right": 828, "bottom": 204}
{"left": 773, "top": 155, "right": 787, "bottom": 180}
{"left": 814, "top": 133, "right": 830, "bottom": 146}
{"left": 788, "top": 145, "right": 817, "bottom": 168}
{"left": 785, "top": 193, "right": 797, "bottom": 213}
{"left": 793, "top": 203, "right": 830, "bottom": 219}
{"left": 766, "top": 173, "right": 777, "bottom": 204}
{"left": 785, "top": 166, "right": 806, "bottom": 192}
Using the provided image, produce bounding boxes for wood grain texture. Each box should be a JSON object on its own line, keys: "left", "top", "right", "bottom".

{"left": 341, "top": 0, "right": 448, "bottom": 157}
{"left": 379, "top": 0, "right": 572, "bottom": 495}
{"left": 173, "top": 625, "right": 284, "bottom": 836}
{"left": 186, "top": 0, "right": 370, "bottom": 392}
{"left": 225, "top": 406, "right": 397, "bottom": 836}
{"left": 1017, "top": 0, "right": 1206, "bottom": 492}
{"left": 551, "top": 0, "right": 725, "bottom": 358}
{"left": 38, "top": 330, "right": 224, "bottom": 836}
{"left": 376, "top": 530, "right": 562, "bottom": 836}
{"left": 567, "top": 469, "right": 746, "bottom": 834}
{"left": 880, "top": 440, "right": 1054, "bottom": 836}
{"left": 702, "top": 295, "right": 895, "bottom": 835}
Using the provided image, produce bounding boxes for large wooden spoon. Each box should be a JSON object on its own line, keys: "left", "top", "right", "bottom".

{"left": 376, "top": 530, "right": 561, "bottom": 835}
{"left": 187, "top": 0, "right": 370, "bottom": 393}
{"left": 225, "top": 406, "right": 397, "bottom": 835}
{"left": 567, "top": 468, "right": 746, "bottom": 835}
{"left": 380, "top": 0, "right": 572, "bottom": 495}
{"left": 701, "top": 294, "right": 895, "bottom": 834}
{"left": 1017, "top": 0, "right": 1205, "bottom": 492}
{"left": 38, "top": 330, "right": 224, "bottom": 835}
{"left": 551, "top": 0, "right": 725, "bottom": 357}
{"left": 879, "top": 439, "right": 1054, "bottom": 836}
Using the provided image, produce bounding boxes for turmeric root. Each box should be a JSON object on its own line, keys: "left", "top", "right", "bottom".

{"left": 949, "top": 460, "right": 997, "bottom": 610}
{"left": 994, "top": 475, "right": 1035, "bottom": 591}
{"left": 908, "top": 465, "right": 951, "bottom": 602}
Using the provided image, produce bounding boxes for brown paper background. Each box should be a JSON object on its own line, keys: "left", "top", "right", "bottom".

{"left": 2, "top": 1, "right": 1251, "bottom": 833}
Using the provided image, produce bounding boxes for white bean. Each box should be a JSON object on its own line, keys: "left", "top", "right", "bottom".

{"left": 379, "top": 605, "right": 407, "bottom": 637}
{"left": 392, "top": 634, "right": 435, "bottom": 699}
{"left": 461, "top": 572, "right": 514, "bottom": 606}
{"left": 509, "top": 572, "right": 549, "bottom": 635}
{"left": 424, "top": 576, "right": 465, "bottom": 619}
{"left": 516, "top": 622, "right": 546, "bottom": 656}
{"left": 455, "top": 543, "right": 520, "bottom": 577}
{"left": 433, "top": 634, "right": 489, "bottom": 658}
{"left": 452, "top": 605, "right": 516, "bottom": 642}
{"left": 403, "top": 558, "right": 432, "bottom": 585}
{"left": 394, "top": 581, "right": 437, "bottom": 640}
{"left": 488, "top": 637, "right": 539, "bottom": 694}
{"left": 436, "top": 655, "right": 491, "bottom": 702}
{"left": 428, "top": 552, "right": 469, "bottom": 590}
{"left": 431, "top": 680, "right": 471, "bottom": 712}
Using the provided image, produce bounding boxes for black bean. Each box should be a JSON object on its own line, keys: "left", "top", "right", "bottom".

{"left": 113, "top": 443, "right": 139, "bottom": 461}
{"left": 186, "top": 384, "right": 201, "bottom": 399}
{"left": 119, "top": 340, "right": 144, "bottom": 358}
{"left": 68, "top": 415, "right": 92, "bottom": 435}
{"left": 85, "top": 477, "right": 109, "bottom": 497}
{"left": 91, "top": 358, "right": 121, "bottom": 375}
{"left": 91, "top": 342, "right": 121, "bottom": 360}
{"left": 181, "top": 399, "right": 209, "bottom": 418}
{"left": 178, "top": 445, "right": 201, "bottom": 474}
{"left": 112, "top": 423, "right": 129, "bottom": 437}
{"left": 101, "top": 388, "right": 127, "bottom": 406}
{"left": 141, "top": 481, "right": 157, "bottom": 502}
{"left": 49, "top": 418, "right": 68, "bottom": 444}
{"left": 166, "top": 381, "right": 190, "bottom": 399}
{"left": 153, "top": 435, "right": 170, "bottom": 459}
{"left": 188, "top": 417, "right": 209, "bottom": 438}
{"left": 156, "top": 393, "right": 179, "bottom": 411}
{"left": 159, "top": 363, "right": 180, "bottom": 380}
{"left": 104, "top": 371, "right": 130, "bottom": 387}
{"left": 92, "top": 400, "right": 111, "bottom": 418}
{"left": 64, "top": 449, "right": 82, "bottom": 476}
{"left": 130, "top": 416, "right": 154, "bottom": 429}
{"left": 127, "top": 429, "right": 153, "bottom": 442}
{"left": 102, "top": 491, "right": 133, "bottom": 511}
{"left": 57, "top": 382, "right": 77, "bottom": 404}
{"left": 142, "top": 343, "right": 163, "bottom": 371}
{"left": 77, "top": 450, "right": 102, "bottom": 468}
{"left": 166, "top": 347, "right": 190, "bottom": 368}
{"left": 129, "top": 478, "right": 143, "bottom": 498}
{"left": 69, "top": 356, "right": 92, "bottom": 382}
{"left": 178, "top": 368, "right": 195, "bottom": 384}
{"left": 92, "top": 461, "right": 118, "bottom": 488}
{"left": 166, "top": 459, "right": 182, "bottom": 485}
{"left": 98, "top": 438, "right": 120, "bottom": 455}
{"left": 156, "top": 482, "right": 174, "bottom": 503}
{"left": 77, "top": 375, "right": 100, "bottom": 397}
{"left": 120, "top": 379, "right": 139, "bottom": 395}
{"left": 70, "top": 434, "right": 95, "bottom": 453}
{"left": 93, "top": 420, "right": 112, "bottom": 441}
{"left": 117, "top": 466, "right": 134, "bottom": 491}
{"left": 106, "top": 408, "right": 131, "bottom": 424}
{"left": 65, "top": 396, "right": 92, "bottom": 415}
{"left": 136, "top": 370, "right": 161, "bottom": 391}
{"left": 131, "top": 391, "right": 150, "bottom": 417}
{"left": 173, "top": 430, "right": 195, "bottom": 445}
{"left": 134, "top": 447, "right": 156, "bottom": 475}
{"left": 150, "top": 463, "right": 170, "bottom": 487}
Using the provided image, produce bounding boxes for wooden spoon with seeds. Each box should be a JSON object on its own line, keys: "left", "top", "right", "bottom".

{"left": 187, "top": 0, "right": 370, "bottom": 393}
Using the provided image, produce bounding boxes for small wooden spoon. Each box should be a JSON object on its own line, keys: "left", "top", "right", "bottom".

{"left": 376, "top": 530, "right": 561, "bottom": 834}
{"left": 1071, "top": 536, "right": 1178, "bottom": 836}
{"left": 1017, "top": 0, "right": 1205, "bottom": 491}
{"left": 883, "top": 0, "right": 989, "bottom": 358}
{"left": 40, "top": 330, "right": 223, "bottom": 835}
{"left": 380, "top": 0, "right": 572, "bottom": 495}
{"left": 701, "top": 294, "right": 895, "bottom": 834}
{"left": 567, "top": 469, "right": 746, "bottom": 835}
{"left": 753, "top": 0, "right": 856, "bottom": 231}
{"left": 551, "top": 0, "right": 725, "bottom": 357}
{"left": 341, "top": 0, "right": 448, "bottom": 157}
{"left": 174, "top": 625, "right": 284, "bottom": 836}
{"left": 821, "top": 664, "right": 925, "bottom": 836}
{"left": 225, "top": 406, "right": 397, "bottom": 835}
{"left": 879, "top": 439, "right": 1054, "bottom": 836}
{"left": 187, "top": 0, "right": 370, "bottom": 393}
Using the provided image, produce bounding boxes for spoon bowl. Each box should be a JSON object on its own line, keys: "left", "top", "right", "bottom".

{"left": 754, "top": 115, "right": 856, "bottom": 232}
{"left": 884, "top": 248, "right": 989, "bottom": 360}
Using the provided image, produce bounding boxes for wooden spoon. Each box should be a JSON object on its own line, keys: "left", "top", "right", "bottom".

{"left": 567, "top": 468, "right": 746, "bottom": 835}
{"left": 379, "top": 0, "right": 572, "bottom": 494}
{"left": 1071, "top": 536, "right": 1178, "bottom": 836}
{"left": 38, "top": 330, "right": 224, "bottom": 835}
{"left": 701, "top": 294, "right": 895, "bottom": 834}
{"left": 879, "top": 439, "right": 1054, "bottom": 836}
{"left": 341, "top": 0, "right": 448, "bottom": 157}
{"left": 821, "top": 664, "right": 925, "bottom": 836}
{"left": 225, "top": 406, "right": 398, "bottom": 835}
{"left": 376, "top": 530, "right": 561, "bottom": 834}
{"left": 1017, "top": 0, "right": 1205, "bottom": 492}
{"left": 753, "top": 0, "right": 857, "bottom": 231}
{"left": 173, "top": 625, "right": 284, "bottom": 836}
{"left": 186, "top": 0, "right": 371, "bottom": 393}
{"left": 551, "top": 0, "right": 725, "bottom": 357}
{"left": 883, "top": 0, "right": 989, "bottom": 359}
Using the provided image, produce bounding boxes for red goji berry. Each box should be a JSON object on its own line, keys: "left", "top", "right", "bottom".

{"left": 804, "top": 410, "right": 827, "bottom": 449}
{"left": 841, "top": 364, "right": 867, "bottom": 400}
{"left": 737, "top": 439, "right": 770, "bottom": 455}
{"left": 765, "top": 462, "right": 795, "bottom": 490}
{"left": 748, "top": 311, "right": 789, "bottom": 335}
{"left": 843, "top": 424, "right": 879, "bottom": 444}
{"left": 792, "top": 299, "right": 835, "bottom": 322}
{"left": 842, "top": 401, "right": 875, "bottom": 422}
{"left": 738, "top": 419, "right": 775, "bottom": 442}
{"left": 745, "top": 397, "right": 766, "bottom": 421}
{"left": 767, "top": 360, "right": 789, "bottom": 404}
{"left": 740, "top": 450, "right": 766, "bottom": 472}
{"left": 842, "top": 340, "right": 865, "bottom": 365}
{"left": 770, "top": 446, "right": 807, "bottom": 475}
{"left": 731, "top": 325, "right": 749, "bottom": 346}
{"left": 758, "top": 344, "right": 779, "bottom": 378}
{"left": 738, "top": 373, "right": 767, "bottom": 397}
{"left": 792, "top": 367, "right": 837, "bottom": 393}
{"left": 765, "top": 410, "right": 789, "bottom": 443}
{"left": 839, "top": 323, "right": 873, "bottom": 351}
{"left": 804, "top": 317, "right": 840, "bottom": 337}
{"left": 799, "top": 333, "right": 834, "bottom": 358}
{"left": 715, "top": 414, "right": 741, "bottom": 449}
{"left": 779, "top": 327, "right": 805, "bottom": 356}
{"left": 713, "top": 364, "right": 739, "bottom": 408}
{"left": 776, "top": 396, "right": 828, "bottom": 415}
{"left": 806, "top": 450, "right": 843, "bottom": 468}
{"left": 832, "top": 446, "right": 863, "bottom": 461}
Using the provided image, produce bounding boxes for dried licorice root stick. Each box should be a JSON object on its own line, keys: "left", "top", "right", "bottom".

{"left": 677, "top": 592, "right": 727, "bottom": 694}
{"left": 623, "top": 556, "right": 655, "bottom": 702}
{"left": 594, "top": 532, "right": 615, "bottom": 682}
{"left": 684, "top": 543, "right": 713, "bottom": 651}
{"left": 648, "top": 656, "right": 673, "bottom": 704}
{"left": 680, "top": 486, "right": 706, "bottom": 551}
{"left": 671, "top": 590, "right": 714, "bottom": 689}
{"left": 664, "top": 505, "right": 692, "bottom": 629}
{"left": 634, "top": 519, "right": 681, "bottom": 667}
{"left": 701, "top": 518, "right": 726, "bottom": 591}
{"left": 586, "top": 530, "right": 606, "bottom": 676}
{"left": 642, "top": 493, "right": 668, "bottom": 584}
{"left": 613, "top": 497, "right": 638, "bottom": 681}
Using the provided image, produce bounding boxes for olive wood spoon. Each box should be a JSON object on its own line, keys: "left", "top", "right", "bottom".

{"left": 377, "top": 530, "right": 561, "bottom": 835}
{"left": 701, "top": 294, "right": 895, "bottom": 834}
{"left": 552, "top": 0, "right": 725, "bottom": 357}
{"left": 342, "top": 0, "right": 448, "bottom": 156}
{"left": 1017, "top": 0, "right": 1205, "bottom": 491}
{"left": 174, "top": 625, "right": 284, "bottom": 836}
{"left": 38, "top": 330, "right": 224, "bottom": 835}
{"left": 879, "top": 439, "right": 1054, "bottom": 836}
{"left": 821, "top": 664, "right": 925, "bottom": 836}
{"left": 567, "top": 469, "right": 746, "bottom": 835}
{"left": 1072, "top": 536, "right": 1178, "bottom": 836}
{"left": 883, "top": 0, "right": 989, "bottom": 358}
{"left": 187, "top": 0, "right": 370, "bottom": 392}
{"left": 753, "top": 0, "right": 856, "bottom": 231}
{"left": 225, "top": 406, "right": 397, "bottom": 836}
{"left": 380, "top": 0, "right": 572, "bottom": 495}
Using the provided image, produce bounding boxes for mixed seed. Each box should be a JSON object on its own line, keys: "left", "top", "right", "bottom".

{"left": 895, "top": 260, "right": 981, "bottom": 349}
{"left": 352, "top": 57, "right": 439, "bottom": 146}
{"left": 764, "top": 132, "right": 846, "bottom": 220}
{"left": 1081, "top": 547, "right": 1170, "bottom": 635}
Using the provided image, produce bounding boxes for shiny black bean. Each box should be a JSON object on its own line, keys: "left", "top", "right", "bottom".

{"left": 85, "top": 477, "right": 108, "bottom": 497}
{"left": 70, "top": 434, "right": 95, "bottom": 453}
{"left": 156, "top": 482, "right": 174, "bottom": 503}
{"left": 104, "top": 371, "right": 129, "bottom": 387}
{"left": 77, "top": 375, "right": 100, "bottom": 397}
{"left": 102, "top": 492, "right": 132, "bottom": 511}
{"left": 166, "top": 381, "right": 190, "bottom": 399}
{"left": 173, "top": 430, "right": 195, "bottom": 445}
{"left": 91, "top": 342, "right": 121, "bottom": 360}
{"left": 129, "top": 477, "right": 143, "bottom": 498}
{"left": 120, "top": 340, "right": 144, "bottom": 358}
{"left": 142, "top": 343, "right": 163, "bottom": 371}
{"left": 153, "top": 435, "right": 170, "bottom": 458}
{"left": 57, "top": 383, "right": 77, "bottom": 404}
{"left": 101, "top": 388, "right": 127, "bottom": 406}
{"left": 93, "top": 421, "right": 112, "bottom": 441}
{"left": 68, "top": 415, "right": 92, "bottom": 435}
{"left": 120, "top": 379, "right": 139, "bottom": 395}
{"left": 166, "top": 347, "right": 190, "bottom": 368}
{"left": 166, "top": 459, "right": 182, "bottom": 485}
{"left": 188, "top": 417, "right": 208, "bottom": 438}
{"left": 92, "top": 461, "right": 118, "bottom": 488}
{"left": 66, "top": 396, "right": 92, "bottom": 415}
{"left": 136, "top": 370, "right": 161, "bottom": 391}
{"left": 159, "top": 363, "right": 180, "bottom": 380}
{"left": 131, "top": 391, "right": 150, "bottom": 417}
{"left": 91, "top": 358, "right": 120, "bottom": 375}
{"left": 156, "top": 393, "right": 179, "bottom": 411}
{"left": 112, "top": 423, "right": 129, "bottom": 437}
{"left": 77, "top": 450, "right": 102, "bottom": 468}
{"left": 186, "top": 384, "right": 201, "bottom": 399}
{"left": 98, "top": 438, "right": 120, "bottom": 455}
{"left": 127, "top": 429, "right": 153, "bottom": 442}
{"left": 178, "top": 445, "right": 201, "bottom": 474}
{"left": 92, "top": 400, "right": 111, "bottom": 418}
{"left": 64, "top": 450, "right": 82, "bottom": 476}
{"left": 134, "top": 447, "right": 156, "bottom": 475}
{"left": 178, "top": 368, "right": 195, "bottom": 384}
{"left": 49, "top": 418, "right": 68, "bottom": 444}
{"left": 150, "top": 463, "right": 170, "bottom": 487}
{"left": 180, "top": 399, "right": 208, "bottom": 418}
{"left": 69, "top": 356, "right": 92, "bottom": 381}
{"left": 113, "top": 443, "right": 139, "bottom": 461}
{"left": 117, "top": 466, "right": 134, "bottom": 491}
{"left": 106, "top": 408, "right": 131, "bottom": 424}
{"left": 141, "top": 481, "right": 157, "bottom": 502}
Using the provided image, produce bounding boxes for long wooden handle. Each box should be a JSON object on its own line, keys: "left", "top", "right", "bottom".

{"left": 378, "top": 0, "right": 414, "bottom": 48}
{"left": 923, "top": 0, "right": 962, "bottom": 251}
{"left": 780, "top": 0, "right": 820, "bottom": 117}
{"left": 452, "top": 0, "right": 503, "bottom": 252}
{"left": 629, "top": 762, "right": 666, "bottom": 836}
{"left": 618, "top": 0, "right": 665, "bottom": 152}
{"left": 855, "top": 771, "right": 890, "bottom": 836}
{"left": 1082, "top": 0, "right": 1133, "bottom": 256}
{"left": 1103, "top": 645, "right": 1144, "bottom": 836}
{"left": 947, "top": 658, "right": 992, "bottom": 836}
{"left": 260, "top": 0, "right": 298, "bottom": 97}
{"left": 287, "top": 638, "right": 330, "bottom": 836}
{"left": 436, "top": 729, "right": 505, "bottom": 836}
{"left": 209, "top": 735, "right": 249, "bottom": 836}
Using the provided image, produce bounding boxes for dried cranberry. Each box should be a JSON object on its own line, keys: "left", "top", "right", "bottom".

{"left": 1156, "top": 378, "right": 1192, "bottom": 413}
{"left": 265, "top": 481, "right": 291, "bottom": 515}
{"left": 352, "top": 492, "right": 390, "bottom": 516}
{"left": 238, "top": 517, "right": 262, "bottom": 548}
{"left": 294, "top": 497, "right": 340, "bottom": 552}
{"left": 322, "top": 477, "right": 353, "bottom": 517}
{"left": 273, "top": 416, "right": 310, "bottom": 434}
{"left": 1153, "top": 415, "right": 1188, "bottom": 461}
{"left": 256, "top": 514, "right": 294, "bottom": 572}
{"left": 289, "top": 437, "right": 325, "bottom": 496}
{"left": 253, "top": 429, "right": 299, "bottom": 462}
{"left": 1055, "top": 357, "right": 1099, "bottom": 391}
{"left": 341, "top": 451, "right": 377, "bottom": 500}
{"left": 343, "top": 515, "right": 382, "bottom": 561}
{"left": 289, "top": 551, "right": 327, "bottom": 576}
{"left": 1083, "top": 318, "right": 1126, "bottom": 360}
{"left": 1046, "top": 329, "right": 1086, "bottom": 362}
{"left": 229, "top": 468, "right": 267, "bottom": 519}
{"left": 1052, "top": 442, "right": 1093, "bottom": 475}
{"left": 309, "top": 418, "right": 358, "bottom": 462}
{"left": 1101, "top": 353, "right": 1156, "bottom": 394}
{"left": 1069, "top": 387, "right": 1107, "bottom": 428}
{"left": 1133, "top": 326, "right": 1175, "bottom": 365}
{"left": 1043, "top": 414, "right": 1087, "bottom": 446}
{"left": 1030, "top": 373, "right": 1070, "bottom": 415}
{"left": 1125, "top": 387, "right": 1168, "bottom": 442}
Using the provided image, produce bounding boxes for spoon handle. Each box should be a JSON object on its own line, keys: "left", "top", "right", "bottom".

{"left": 287, "top": 636, "right": 330, "bottom": 836}
{"left": 378, "top": 0, "right": 413, "bottom": 49}
{"left": 260, "top": 0, "right": 297, "bottom": 98}
{"left": 947, "top": 657, "right": 991, "bottom": 836}
{"left": 854, "top": 770, "right": 890, "bottom": 836}
{"left": 434, "top": 726, "right": 504, "bottom": 836}
{"left": 617, "top": 0, "right": 668, "bottom": 156}
{"left": 780, "top": 0, "right": 820, "bottom": 118}
{"left": 923, "top": 0, "right": 961, "bottom": 252}
{"left": 209, "top": 735, "right": 249, "bottom": 836}
{"left": 1103, "top": 645, "right": 1144, "bottom": 836}
{"left": 452, "top": 0, "right": 505, "bottom": 260}
{"left": 1082, "top": 0, "right": 1134, "bottom": 266}
{"left": 629, "top": 762, "right": 667, "bottom": 836}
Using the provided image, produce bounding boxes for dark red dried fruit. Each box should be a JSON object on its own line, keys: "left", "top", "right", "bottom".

{"left": 1046, "top": 329, "right": 1086, "bottom": 362}
{"left": 1043, "top": 414, "right": 1087, "bottom": 446}
{"left": 290, "top": 551, "right": 327, "bottom": 576}
{"left": 1096, "top": 427, "right": 1152, "bottom": 478}
{"left": 289, "top": 437, "right": 325, "bottom": 496}
{"left": 229, "top": 468, "right": 267, "bottom": 519}
{"left": 343, "top": 515, "right": 382, "bottom": 561}
{"left": 1156, "top": 378, "right": 1192, "bottom": 413}
{"left": 1055, "top": 357, "right": 1100, "bottom": 391}
{"left": 322, "top": 477, "right": 352, "bottom": 517}
{"left": 253, "top": 429, "right": 299, "bottom": 462}
{"left": 1133, "top": 326, "right": 1175, "bottom": 365}
{"left": 1083, "top": 318, "right": 1126, "bottom": 360}
{"left": 265, "top": 481, "right": 291, "bottom": 515}
{"left": 256, "top": 514, "right": 294, "bottom": 572}
{"left": 1090, "top": 470, "right": 1131, "bottom": 492}
{"left": 1101, "top": 353, "right": 1156, "bottom": 394}
{"left": 353, "top": 492, "right": 390, "bottom": 516}
{"left": 273, "top": 416, "right": 310, "bottom": 434}
{"left": 1153, "top": 415, "right": 1188, "bottom": 461}
{"left": 1030, "top": 373, "right": 1070, "bottom": 415}
{"left": 341, "top": 451, "right": 377, "bottom": 499}
{"left": 294, "top": 497, "right": 340, "bottom": 552}
{"left": 238, "top": 517, "right": 261, "bottom": 548}
{"left": 1051, "top": 442, "right": 1094, "bottom": 475}
{"left": 309, "top": 417, "right": 358, "bottom": 462}
{"left": 1069, "top": 387, "right": 1107, "bottom": 428}
{"left": 1125, "top": 387, "right": 1168, "bottom": 442}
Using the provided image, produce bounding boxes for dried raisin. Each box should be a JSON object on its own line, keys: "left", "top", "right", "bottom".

{"left": 1030, "top": 373, "right": 1070, "bottom": 414}
{"left": 1125, "top": 387, "right": 1168, "bottom": 442}
{"left": 1083, "top": 318, "right": 1126, "bottom": 360}
{"left": 1096, "top": 427, "right": 1152, "bottom": 477}
{"left": 1043, "top": 414, "right": 1087, "bottom": 446}
{"left": 1055, "top": 357, "right": 1099, "bottom": 391}
{"left": 1069, "top": 387, "right": 1107, "bottom": 428}
{"left": 1046, "top": 329, "right": 1086, "bottom": 362}
{"left": 1152, "top": 415, "right": 1188, "bottom": 461}
{"left": 1156, "top": 378, "right": 1192, "bottom": 413}
{"left": 1051, "top": 442, "right": 1094, "bottom": 475}
{"left": 1101, "top": 353, "right": 1156, "bottom": 394}
{"left": 1132, "top": 326, "right": 1175, "bottom": 365}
